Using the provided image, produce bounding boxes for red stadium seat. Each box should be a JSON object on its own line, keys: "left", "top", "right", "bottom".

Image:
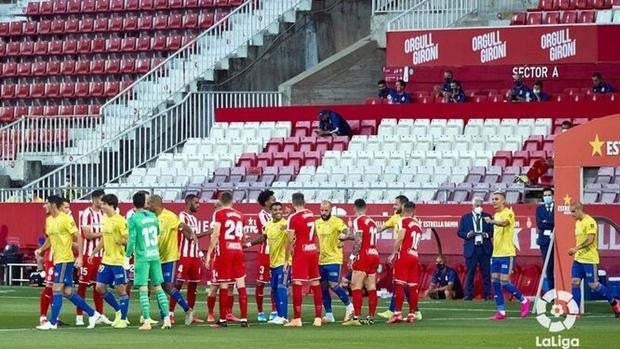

{"left": 0, "top": 42, "right": 6, "bottom": 56}
{"left": 557, "top": 0, "right": 574, "bottom": 9}
{"left": 96, "top": 0, "right": 110, "bottom": 12}
{"left": 200, "top": 0, "right": 215, "bottom": 7}
{"left": 272, "top": 152, "right": 289, "bottom": 167}
{"left": 544, "top": 11, "right": 561, "bottom": 24}
{"left": 493, "top": 151, "right": 513, "bottom": 167}
{"left": 16, "top": 84, "right": 30, "bottom": 98}
{"left": 33, "top": 41, "right": 47, "bottom": 55}
{"left": 229, "top": 0, "right": 243, "bottom": 5}
{"left": 183, "top": 13, "right": 199, "bottom": 28}
{"left": 198, "top": 12, "right": 214, "bottom": 28}
{"left": 256, "top": 153, "right": 273, "bottom": 167}
{"left": 283, "top": 137, "right": 300, "bottom": 152}
{"left": 7, "top": 21, "right": 22, "bottom": 36}
{"left": 593, "top": 0, "right": 611, "bottom": 8}
{"left": 2, "top": 62, "right": 17, "bottom": 77}
{"left": 527, "top": 12, "right": 543, "bottom": 24}
{"left": 1, "top": 84, "right": 15, "bottom": 99}
{"left": 120, "top": 80, "right": 133, "bottom": 92}
{"left": 105, "top": 81, "right": 120, "bottom": 96}
{"left": 6, "top": 42, "right": 19, "bottom": 56}
{"left": 89, "top": 60, "right": 105, "bottom": 75}
{"left": 65, "top": 19, "right": 79, "bottom": 33}
{"left": 139, "top": 15, "right": 154, "bottom": 30}
{"left": 154, "top": 15, "right": 168, "bottom": 29}
{"left": 561, "top": 10, "right": 578, "bottom": 23}
{"left": 137, "top": 36, "right": 152, "bottom": 51}
{"left": 167, "top": 35, "right": 182, "bottom": 50}
{"left": 577, "top": 10, "right": 596, "bottom": 23}
{"left": 238, "top": 153, "right": 257, "bottom": 168}
{"left": 82, "top": 0, "right": 96, "bottom": 12}
{"left": 48, "top": 40, "right": 63, "bottom": 55}
{"left": 215, "top": 0, "right": 228, "bottom": 5}
{"left": 17, "top": 62, "right": 31, "bottom": 76}
{"left": 51, "top": 19, "right": 65, "bottom": 33}
{"left": 94, "top": 17, "right": 108, "bottom": 32}
{"left": 0, "top": 22, "right": 9, "bottom": 36}
{"left": 168, "top": 13, "right": 183, "bottom": 29}
{"left": 106, "top": 38, "right": 122, "bottom": 52}
{"left": 75, "top": 82, "right": 90, "bottom": 97}
{"left": 47, "top": 61, "right": 61, "bottom": 75}
{"left": 0, "top": 107, "right": 15, "bottom": 123}
{"left": 60, "top": 82, "right": 75, "bottom": 97}
{"left": 152, "top": 36, "right": 167, "bottom": 50}
{"left": 523, "top": 135, "right": 544, "bottom": 151}
{"left": 19, "top": 41, "right": 34, "bottom": 56}
{"left": 332, "top": 136, "right": 348, "bottom": 151}
{"left": 303, "top": 151, "right": 321, "bottom": 167}
{"left": 63, "top": 39, "right": 78, "bottom": 54}
{"left": 75, "top": 105, "right": 89, "bottom": 115}
{"left": 46, "top": 83, "right": 61, "bottom": 98}
{"left": 120, "top": 59, "right": 135, "bottom": 73}
{"left": 21, "top": 21, "right": 36, "bottom": 36}
{"left": 135, "top": 58, "right": 150, "bottom": 73}
{"left": 105, "top": 59, "right": 120, "bottom": 74}
{"left": 170, "top": 0, "right": 183, "bottom": 8}
{"left": 111, "top": 0, "right": 125, "bottom": 11}
{"left": 288, "top": 152, "right": 304, "bottom": 171}
{"left": 29, "top": 106, "right": 44, "bottom": 116}
{"left": 121, "top": 37, "right": 137, "bottom": 51}
{"left": 265, "top": 138, "right": 283, "bottom": 153}
{"left": 37, "top": 19, "right": 51, "bottom": 34}
{"left": 40, "top": 1, "right": 53, "bottom": 14}
{"left": 124, "top": 16, "right": 138, "bottom": 31}
{"left": 538, "top": 0, "right": 557, "bottom": 10}
{"left": 92, "top": 38, "right": 106, "bottom": 52}
{"left": 79, "top": 18, "right": 95, "bottom": 32}
{"left": 59, "top": 105, "right": 75, "bottom": 116}
{"left": 89, "top": 105, "right": 101, "bottom": 114}
{"left": 574, "top": 0, "right": 593, "bottom": 9}
{"left": 140, "top": 0, "right": 154, "bottom": 10}
{"left": 61, "top": 61, "right": 75, "bottom": 75}
{"left": 109, "top": 16, "right": 124, "bottom": 31}
{"left": 360, "top": 119, "right": 377, "bottom": 135}
{"left": 52, "top": 0, "right": 67, "bottom": 12}
{"left": 26, "top": 2, "right": 40, "bottom": 15}
{"left": 42, "top": 105, "right": 58, "bottom": 116}
{"left": 89, "top": 82, "right": 105, "bottom": 97}
{"left": 126, "top": 0, "right": 139, "bottom": 10}
{"left": 184, "top": 0, "right": 199, "bottom": 7}
{"left": 154, "top": 0, "right": 168, "bottom": 9}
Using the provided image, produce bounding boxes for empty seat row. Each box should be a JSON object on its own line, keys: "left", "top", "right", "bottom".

{"left": 512, "top": 10, "right": 597, "bottom": 25}
{"left": 238, "top": 152, "right": 323, "bottom": 169}
{"left": 321, "top": 149, "right": 494, "bottom": 168}
{"left": 528, "top": 0, "right": 617, "bottom": 11}
{"left": 1, "top": 81, "right": 133, "bottom": 99}
{"left": 1, "top": 12, "right": 220, "bottom": 37}
{"left": 352, "top": 134, "right": 525, "bottom": 153}
{"left": 264, "top": 136, "right": 348, "bottom": 153}
{"left": 492, "top": 150, "right": 550, "bottom": 168}
{"left": 292, "top": 119, "right": 378, "bottom": 137}
{"left": 0, "top": 105, "right": 101, "bottom": 121}
{"left": 25, "top": 0, "right": 242, "bottom": 16}
{"left": 209, "top": 121, "right": 292, "bottom": 140}
{"left": 0, "top": 35, "right": 191, "bottom": 56}
{"left": 1, "top": 59, "right": 161, "bottom": 78}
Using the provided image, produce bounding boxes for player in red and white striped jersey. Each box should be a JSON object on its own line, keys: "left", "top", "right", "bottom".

{"left": 169, "top": 194, "right": 208, "bottom": 324}
{"left": 255, "top": 190, "right": 278, "bottom": 322}
{"left": 76, "top": 189, "right": 109, "bottom": 326}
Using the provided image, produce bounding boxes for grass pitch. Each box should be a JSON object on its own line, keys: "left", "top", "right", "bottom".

{"left": 0, "top": 286, "right": 618, "bottom": 349}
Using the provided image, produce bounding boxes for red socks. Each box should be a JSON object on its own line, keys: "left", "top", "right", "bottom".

{"left": 238, "top": 287, "right": 248, "bottom": 320}
{"left": 394, "top": 284, "right": 406, "bottom": 313}
{"left": 293, "top": 284, "right": 302, "bottom": 319}
{"left": 40, "top": 287, "right": 52, "bottom": 316}
{"left": 227, "top": 292, "right": 234, "bottom": 315}
{"left": 76, "top": 283, "right": 87, "bottom": 315}
{"left": 219, "top": 288, "right": 229, "bottom": 321}
{"left": 93, "top": 288, "right": 104, "bottom": 313}
{"left": 255, "top": 283, "right": 264, "bottom": 313}
{"left": 352, "top": 289, "right": 363, "bottom": 317}
{"left": 187, "top": 282, "right": 197, "bottom": 309}
{"left": 368, "top": 289, "right": 378, "bottom": 317}
{"left": 311, "top": 285, "right": 323, "bottom": 318}
{"left": 408, "top": 286, "right": 419, "bottom": 315}
{"left": 207, "top": 295, "right": 216, "bottom": 315}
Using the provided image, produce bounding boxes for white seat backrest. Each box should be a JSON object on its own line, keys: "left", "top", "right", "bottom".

{"left": 378, "top": 124, "right": 396, "bottom": 136}
{"left": 299, "top": 166, "right": 316, "bottom": 175}
{"left": 597, "top": 9, "right": 613, "bottom": 24}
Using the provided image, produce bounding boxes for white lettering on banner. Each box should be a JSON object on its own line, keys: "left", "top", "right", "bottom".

{"left": 512, "top": 66, "right": 550, "bottom": 79}
{"left": 598, "top": 222, "right": 620, "bottom": 250}
{"left": 607, "top": 141, "right": 620, "bottom": 155}
{"left": 403, "top": 33, "right": 439, "bottom": 65}
{"left": 471, "top": 31, "right": 507, "bottom": 63}
{"left": 540, "top": 29, "right": 576, "bottom": 62}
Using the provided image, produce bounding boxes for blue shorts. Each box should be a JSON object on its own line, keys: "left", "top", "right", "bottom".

{"left": 491, "top": 257, "right": 514, "bottom": 275}
{"left": 161, "top": 261, "right": 176, "bottom": 284}
{"left": 53, "top": 262, "right": 75, "bottom": 285}
{"left": 96, "top": 264, "right": 128, "bottom": 286}
{"left": 319, "top": 264, "right": 341, "bottom": 283}
{"left": 571, "top": 261, "right": 598, "bottom": 284}
{"left": 270, "top": 266, "right": 287, "bottom": 290}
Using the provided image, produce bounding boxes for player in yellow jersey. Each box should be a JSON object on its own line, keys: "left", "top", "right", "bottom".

{"left": 484, "top": 191, "right": 530, "bottom": 320}
{"left": 245, "top": 202, "right": 291, "bottom": 325}
{"left": 315, "top": 200, "right": 352, "bottom": 323}
{"left": 35, "top": 195, "right": 101, "bottom": 330}
{"left": 90, "top": 194, "right": 130, "bottom": 329}
{"left": 148, "top": 195, "right": 197, "bottom": 326}
{"left": 379, "top": 195, "right": 422, "bottom": 320}
{"left": 568, "top": 202, "right": 620, "bottom": 316}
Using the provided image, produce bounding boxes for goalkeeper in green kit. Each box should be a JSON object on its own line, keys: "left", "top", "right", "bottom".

{"left": 125, "top": 191, "right": 172, "bottom": 330}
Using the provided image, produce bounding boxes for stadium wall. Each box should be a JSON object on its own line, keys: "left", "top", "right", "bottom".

{"left": 3, "top": 203, "right": 619, "bottom": 283}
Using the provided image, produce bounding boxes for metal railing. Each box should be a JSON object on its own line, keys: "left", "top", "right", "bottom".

{"left": 372, "top": 0, "right": 425, "bottom": 14}
{"left": 101, "top": 0, "right": 305, "bottom": 122}
{"left": 492, "top": 0, "right": 536, "bottom": 12}
{"left": 387, "top": 0, "right": 479, "bottom": 31}
{"left": 7, "top": 91, "right": 281, "bottom": 202}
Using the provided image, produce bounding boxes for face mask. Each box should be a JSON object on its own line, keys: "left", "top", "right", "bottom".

{"left": 436, "top": 263, "right": 445, "bottom": 269}
{"left": 473, "top": 206, "right": 483, "bottom": 215}
{"left": 533, "top": 89, "right": 540, "bottom": 94}
{"left": 543, "top": 196, "right": 553, "bottom": 205}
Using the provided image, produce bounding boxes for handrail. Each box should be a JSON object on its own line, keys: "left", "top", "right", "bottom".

{"left": 372, "top": 0, "right": 425, "bottom": 14}
{"left": 100, "top": 0, "right": 305, "bottom": 121}
{"left": 387, "top": 0, "right": 479, "bottom": 31}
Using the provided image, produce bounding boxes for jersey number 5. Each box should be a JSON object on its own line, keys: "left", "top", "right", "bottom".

{"left": 224, "top": 220, "right": 243, "bottom": 240}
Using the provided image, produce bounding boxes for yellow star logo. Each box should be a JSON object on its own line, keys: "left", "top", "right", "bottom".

{"left": 589, "top": 134, "right": 604, "bottom": 156}
{"left": 563, "top": 194, "right": 572, "bottom": 205}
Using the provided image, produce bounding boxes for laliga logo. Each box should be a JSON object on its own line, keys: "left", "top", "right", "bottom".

{"left": 536, "top": 289, "right": 579, "bottom": 332}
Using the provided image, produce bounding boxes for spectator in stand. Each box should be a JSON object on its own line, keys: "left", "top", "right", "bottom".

{"left": 377, "top": 80, "right": 396, "bottom": 100}
{"left": 446, "top": 80, "right": 466, "bottom": 103}
{"left": 592, "top": 72, "right": 614, "bottom": 94}
{"left": 315, "top": 110, "right": 353, "bottom": 138}
{"left": 536, "top": 188, "right": 555, "bottom": 293}
{"left": 435, "top": 70, "right": 454, "bottom": 98}
{"left": 388, "top": 80, "right": 412, "bottom": 104}
{"left": 526, "top": 81, "right": 549, "bottom": 102}
{"left": 560, "top": 120, "right": 572, "bottom": 132}
{"left": 506, "top": 73, "right": 531, "bottom": 102}
{"left": 424, "top": 255, "right": 464, "bottom": 300}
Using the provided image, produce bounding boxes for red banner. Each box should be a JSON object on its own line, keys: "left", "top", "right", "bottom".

{"left": 2, "top": 203, "right": 620, "bottom": 280}
{"left": 386, "top": 25, "right": 616, "bottom": 67}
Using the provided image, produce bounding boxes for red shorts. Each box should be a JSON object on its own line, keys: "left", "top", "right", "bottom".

{"left": 44, "top": 259, "right": 55, "bottom": 284}
{"left": 214, "top": 251, "right": 245, "bottom": 282}
{"left": 78, "top": 256, "right": 101, "bottom": 284}
{"left": 256, "top": 253, "right": 271, "bottom": 284}
{"left": 291, "top": 252, "right": 320, "bottom": 282}
{"left": 352, "top": 252, "right": 380, "bottom": 275}
{"left": 393, "top": 252, "right": 420, "bottom": 285}
{"left": 176, "top": 257, "right": 202, "bottom": 282}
